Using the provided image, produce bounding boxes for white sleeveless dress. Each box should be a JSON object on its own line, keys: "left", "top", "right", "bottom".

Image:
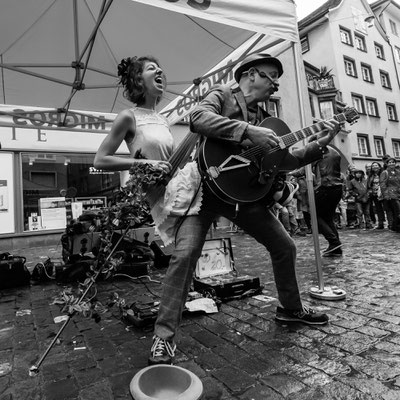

{"left": 126, "top": 107, "right": 202, "bottom": 245}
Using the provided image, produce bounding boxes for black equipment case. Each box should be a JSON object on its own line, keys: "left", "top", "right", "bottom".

{"left": 0, "top": 253, "right": 31, "bottom": 289}
{"left": 193, "top": 238, "right": 262, "bottom": 301}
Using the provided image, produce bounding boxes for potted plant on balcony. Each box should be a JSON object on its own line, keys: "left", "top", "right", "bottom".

{"left": 314, "top": 66, "right": 334, "bottom": 89}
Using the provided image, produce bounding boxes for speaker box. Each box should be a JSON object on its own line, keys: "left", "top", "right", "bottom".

{"left": 71, "top": 232, "right": 101, "bottom": 255}
{"left": 130, "top": 226, "right": 155, "bottom": 244}
{"left": 111, "top": 232, "right": 150, "bottom": 253}
{"left": 150, "top": 240, "right": 172, "bottom": 269}
{"left": 115, "top": 261, "right": 151, "bottom": 278}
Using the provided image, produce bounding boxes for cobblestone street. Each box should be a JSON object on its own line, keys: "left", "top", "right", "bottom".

{"left": 1, "top": 227, "right": 400, "bottom": 399}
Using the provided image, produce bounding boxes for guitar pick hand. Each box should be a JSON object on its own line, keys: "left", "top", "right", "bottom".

{"left": 245, "top": 124, "right": 280, "bottom": 149}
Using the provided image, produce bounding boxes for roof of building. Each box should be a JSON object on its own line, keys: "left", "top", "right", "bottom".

{"left": 298, "top": 0, "right": 342, "bottom": 29}
{"left": 298, "top": 0, "right": 400, "bottom": 29}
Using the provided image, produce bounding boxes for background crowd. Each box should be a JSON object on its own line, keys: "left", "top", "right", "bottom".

{"left": 276, "top": 154, "right": 400, "bottom": 236}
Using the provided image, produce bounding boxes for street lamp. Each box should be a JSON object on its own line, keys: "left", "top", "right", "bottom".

{"left": 364, "top": 15, "right": 375, "bottom": 28}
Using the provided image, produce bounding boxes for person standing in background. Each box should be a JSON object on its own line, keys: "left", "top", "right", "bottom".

{"left": 347, "top": 169, "right": 372, "bottom": 230}
{"left": 291, "top": 167, "right": 313, "bottom": 233}
{"left": 345, "top": 164, "right": 358, "bottom": 228}
{"left": 365, "top": 162, "right": 372, "bottom": 177}
{"left": 367, "top": 162, "right": 385, "bottom": 229}
{"left": 380, "top": 157, "right": 400, "bottom": 232}
{"left": 364, "top": 162, "right": 376, "bottom": 224}
{"left": 313, "top": 145, "right": 343, "bottom": 257}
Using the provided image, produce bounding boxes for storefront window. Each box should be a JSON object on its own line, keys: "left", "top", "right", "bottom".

{"left": 21, "top": 152, "right": 120, "bottom": 231}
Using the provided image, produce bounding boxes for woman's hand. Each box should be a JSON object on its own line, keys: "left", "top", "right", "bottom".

{"left": 153, "top": 160, "right": 172, "bottom": 177}
{"left": 130, "top": 160, "right": 172, "bottom": 188}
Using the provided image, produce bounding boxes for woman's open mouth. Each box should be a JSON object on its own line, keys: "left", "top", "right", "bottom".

{"left": 155, "top": 76, "right": 163, "bottom": 86}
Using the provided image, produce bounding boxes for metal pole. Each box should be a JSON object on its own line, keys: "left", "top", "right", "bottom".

{"left": 304, "top": 164, "right": 325, "bottom": 289}
{"left": 292, "top": 42, "right": 345, "bottom": 301}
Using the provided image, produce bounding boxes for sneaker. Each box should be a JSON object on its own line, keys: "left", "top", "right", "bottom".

{"left": 292, "top": 229, "right": 306, "bottom": 237}
{"left": 322, "top": 249, "right": 342, "bottom": 257}
{"left": 322, "top": 243, "right": 342, "bottom": 255}
{"left": 275, "top": 306, "right": 329, "bottom": 325}
{"left": 148, "top": 336, "right": 176, "bottom": 365}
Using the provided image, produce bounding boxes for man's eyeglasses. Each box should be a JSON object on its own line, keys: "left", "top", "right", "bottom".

{"left": 253, "top": 67, "right": 279, "bottom": 85}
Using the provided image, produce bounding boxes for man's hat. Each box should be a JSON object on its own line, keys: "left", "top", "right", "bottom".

{"left": 382, "top": 154, "right": 396, "bottom": 164}
{"left": 234, "top": 53, "right": 284, "bottom": 83}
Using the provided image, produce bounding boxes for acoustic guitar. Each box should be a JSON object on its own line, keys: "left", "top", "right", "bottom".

{"left": 197, "top": 107, "right": 359, "bottom": 205}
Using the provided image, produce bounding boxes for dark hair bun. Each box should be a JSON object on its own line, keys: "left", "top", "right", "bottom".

{"left": 117, "top": 57, "right": 136, "bottom": 85}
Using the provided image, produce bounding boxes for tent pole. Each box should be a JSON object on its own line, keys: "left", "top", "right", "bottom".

{"left": 73, "top": 0, "right": 80, "bottom": 61}
{"left": 292, "top": 43, "right": 345, "bottom": 301}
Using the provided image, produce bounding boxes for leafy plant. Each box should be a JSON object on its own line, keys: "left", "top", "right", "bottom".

{"left": 52, "top": 285, "right": 106, "bottom": 322}
{"left": 314, "top": 66, "right": 334, "bottom": 79}
{"left": 52, "top": 289, "right": 127, "bottom": 323}
{"left": 53, "top": 162, "right": 167, "bottom": 321}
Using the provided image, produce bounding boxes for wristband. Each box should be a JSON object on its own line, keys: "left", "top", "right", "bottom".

{"left": 315, "top": 140, "right": 328, "bottom": 154}
{"left": 241, "top": 125, "right": 250, "bottom": 142}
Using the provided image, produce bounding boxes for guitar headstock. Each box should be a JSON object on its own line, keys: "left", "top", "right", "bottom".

{"left": 335, "top": 107, "right": 360, "bottom": 125}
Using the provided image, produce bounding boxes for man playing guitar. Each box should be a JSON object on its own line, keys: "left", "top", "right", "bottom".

{"left": 150, "top": 53, "right": 342, "bottom": 365}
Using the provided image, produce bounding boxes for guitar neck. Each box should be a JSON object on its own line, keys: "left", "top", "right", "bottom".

{"left": 280, "top": 114, "right": 345, "bottom": 148}
{"left": 147, "top": 131, "right": 199, "bottom": 207}
{"left": 168, "top": 131, "right": 199, "bottom": 175}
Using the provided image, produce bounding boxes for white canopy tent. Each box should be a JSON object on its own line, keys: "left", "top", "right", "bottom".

{"left": 0, "top": 0, "right": 302, "bottom": 126}
{"left": 2, "top": 0, "right": 343, "bottom": 297}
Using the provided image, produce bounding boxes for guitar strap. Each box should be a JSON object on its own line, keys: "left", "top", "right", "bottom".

{"left": 230, "top": 88, "right": 266, "bottom": 215}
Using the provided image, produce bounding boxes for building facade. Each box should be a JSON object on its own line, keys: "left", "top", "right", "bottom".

{"left": 299, "top": 0, "right": 400, "bottom": 170}
{"left": 0, "top": 107, "right": 120, "bottom": 242}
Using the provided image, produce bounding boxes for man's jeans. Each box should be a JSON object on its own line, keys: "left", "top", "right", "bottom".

{"left": 154, "top": 188, "right": 302, "bottom": 341}
{"left": 315, "top": 185, "right": 343, "bottom": 247}
{"left": 355, "top": 201, "right": 372, "bottom": 227}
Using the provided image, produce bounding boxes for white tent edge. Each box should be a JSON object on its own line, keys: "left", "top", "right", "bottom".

{"left": 131, "top": 0, "right": 299, "bottom": 42}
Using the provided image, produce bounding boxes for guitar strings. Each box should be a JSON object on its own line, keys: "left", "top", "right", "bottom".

{"left": 169, "top": 131, "right": 199, "bottom": 172}
{"left": 238, "top": 119, "right": 331, "bottom": 162}
{"left": 239, "top": 108, "right": 357, "bottom": 162}
{"left": 150, "top": 131, "right": 199, "bottom": 201}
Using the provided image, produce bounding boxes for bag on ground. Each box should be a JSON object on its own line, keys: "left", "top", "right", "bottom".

{"left": 0, "top": 252, "right": 31, "bottom": 289}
